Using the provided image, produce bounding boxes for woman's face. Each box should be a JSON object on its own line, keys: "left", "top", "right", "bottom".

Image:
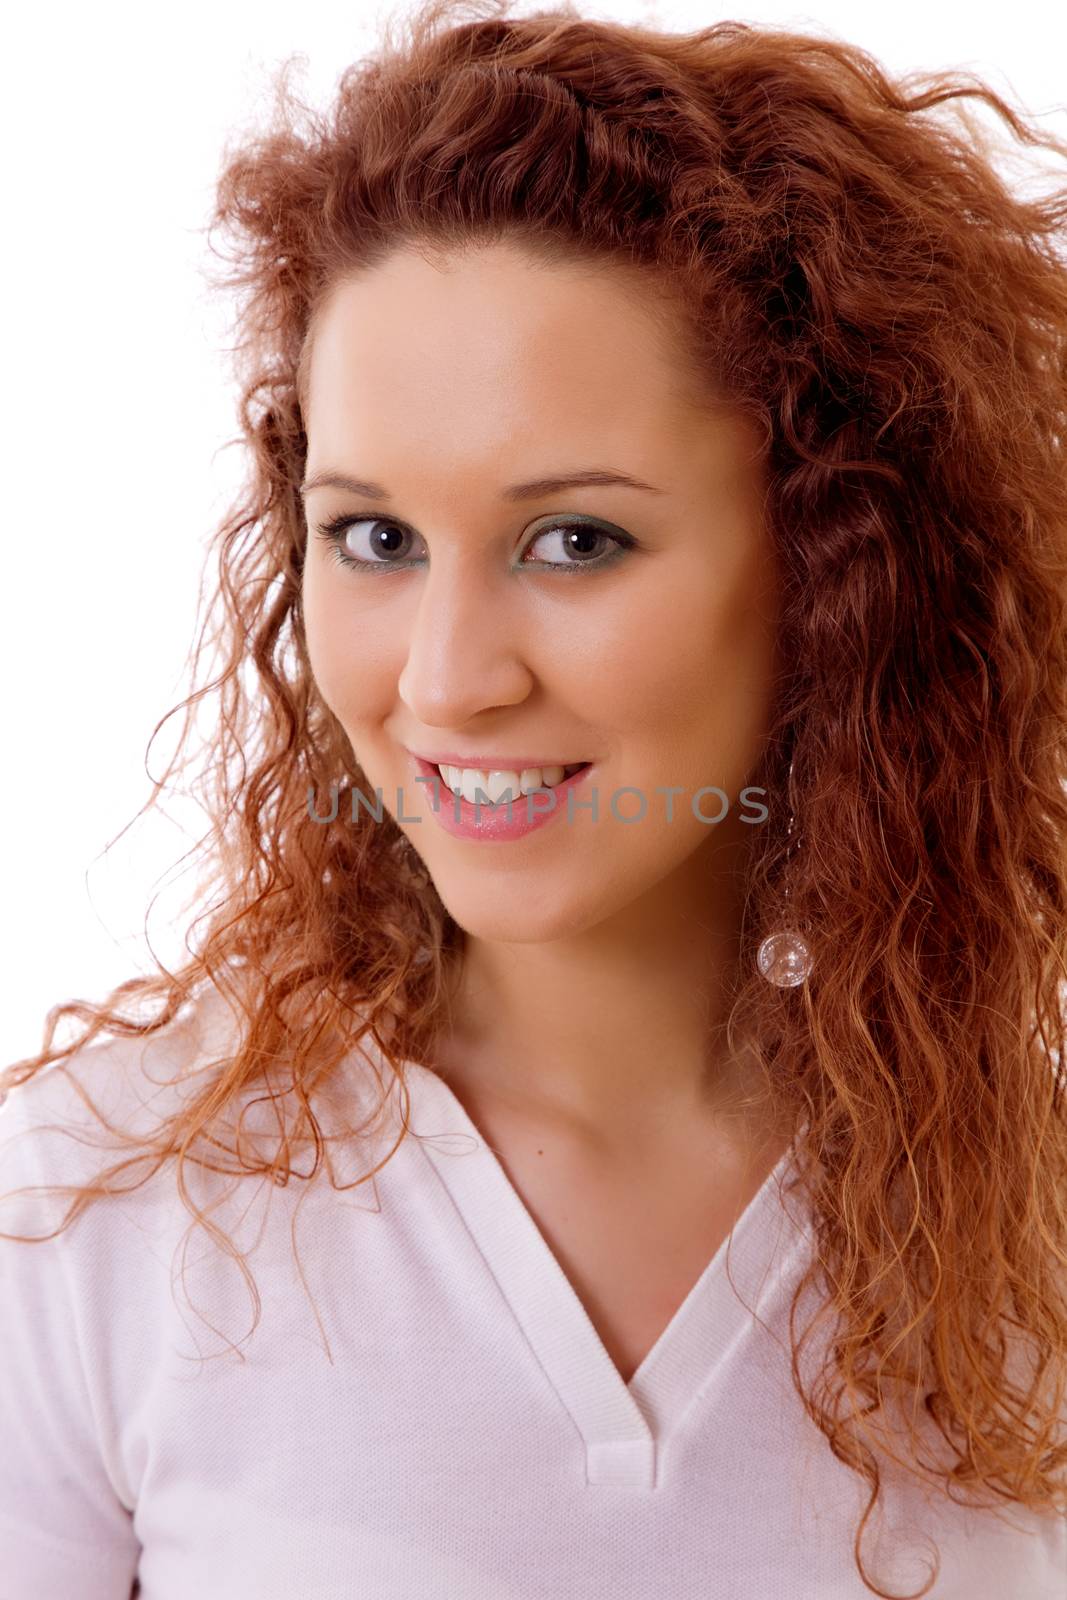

{"left": 300, "top": 242, "right": 781, "bottom": 943}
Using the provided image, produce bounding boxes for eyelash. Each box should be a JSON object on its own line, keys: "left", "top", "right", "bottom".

{"left": 312, "top": 512, "right": 636, "bottom": 576}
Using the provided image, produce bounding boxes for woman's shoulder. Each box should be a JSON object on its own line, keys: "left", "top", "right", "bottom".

{"left": 0, "top": 978, "right": 407, "bottom": 1224}
{"left": 0, "top": 981, "right": 248, "bottom": 1209}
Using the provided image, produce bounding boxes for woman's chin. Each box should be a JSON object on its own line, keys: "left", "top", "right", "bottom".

{"left": 430, "top": 878, "right": 601, "bottom": 946}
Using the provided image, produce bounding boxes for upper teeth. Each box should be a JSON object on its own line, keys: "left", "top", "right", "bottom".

{"left": 437, "top": 763, "right": 581, "bottom": 803}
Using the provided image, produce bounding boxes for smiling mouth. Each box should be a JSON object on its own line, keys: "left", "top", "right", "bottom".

{"left": 410, "top": 753, "right": 596, "bottom": 809}
{"left": 429, "top": 760, "right": 592, "bottom": 786}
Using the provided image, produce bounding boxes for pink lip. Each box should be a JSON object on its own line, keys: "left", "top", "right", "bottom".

{"left": 408, "top": 749, "right": 590, "bottom": 771}
{"left": 407, "top": 752, "right": 595, "bottom": 843}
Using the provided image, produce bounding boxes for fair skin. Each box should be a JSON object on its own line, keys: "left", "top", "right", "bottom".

{"left": 300, "top": 241, "right": 791, "bottom": 1380}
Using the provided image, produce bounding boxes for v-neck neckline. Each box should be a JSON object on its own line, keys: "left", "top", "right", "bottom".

{"left": 393, "top": 1055, "right": 808, "bottom": 1489}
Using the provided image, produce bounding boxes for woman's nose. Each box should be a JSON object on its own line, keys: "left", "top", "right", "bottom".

{"left": 396, "top": 557, "right": 533, "bottom": 725}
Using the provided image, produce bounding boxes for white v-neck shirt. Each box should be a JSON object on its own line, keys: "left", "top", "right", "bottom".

{"left": 1, "top": 988, "right": 1064, "bottom": 1599}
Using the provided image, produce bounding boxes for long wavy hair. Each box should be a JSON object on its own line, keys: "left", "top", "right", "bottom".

{"left": 3, "top": 3, "right": 1067, "bottom": 1593}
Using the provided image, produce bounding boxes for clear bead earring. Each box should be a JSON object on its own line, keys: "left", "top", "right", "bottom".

{"left": 757, "top": 759, "right": 813, "bottom": 988}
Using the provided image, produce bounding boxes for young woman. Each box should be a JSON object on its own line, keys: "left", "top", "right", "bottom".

{"left": 2, "top": 3, "right": 1066, "bottom": 1596}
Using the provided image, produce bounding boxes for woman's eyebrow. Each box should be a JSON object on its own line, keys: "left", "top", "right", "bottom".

{"left": 298, "top": 467, "right": 665, "bottom": 502}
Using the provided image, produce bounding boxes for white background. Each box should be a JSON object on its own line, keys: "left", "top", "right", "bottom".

{"left": 3, "top": 0, "right": 1065, "bottom": 1068}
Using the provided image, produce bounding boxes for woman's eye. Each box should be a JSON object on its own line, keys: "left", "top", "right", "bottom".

{"left": 523, "top": 521, "right": 627, "bottom": 569}
{"left": 313, "top": 513, "right": 633, "bottom": 574}
{"left": 316, "top": 516, "right": 420, "bottom": 569}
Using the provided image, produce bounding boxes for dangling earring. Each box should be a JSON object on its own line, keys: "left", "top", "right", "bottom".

{"left": 757, "top": 759, "right": 814, "bottom": 988}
